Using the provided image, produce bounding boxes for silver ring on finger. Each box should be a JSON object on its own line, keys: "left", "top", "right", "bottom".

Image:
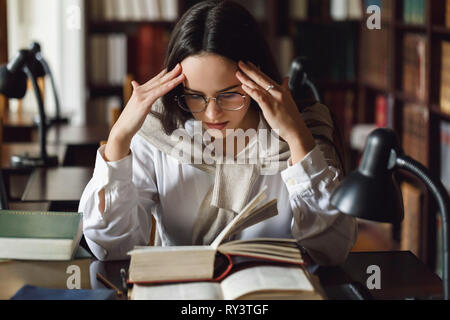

{"left": 266, "top": 84, "right": 275, "bottom": 92}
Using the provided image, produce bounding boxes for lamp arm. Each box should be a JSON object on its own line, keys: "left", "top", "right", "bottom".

{"left": 396, "top": 155, "right": 450, "bottom": 300}
{"left": 37, "top": 56, "right": 61, "bottom": 120}
{"left": 0, "top": 171, "right": 8, "bottom": 210}
{"left": 304, "top": 79, "right": 321, "bottom": 103}
{"left": 23, "top": 66, "right": 48, "bottom": 160}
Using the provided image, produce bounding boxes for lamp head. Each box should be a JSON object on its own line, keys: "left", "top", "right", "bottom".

{"left": 0, "top": 50, "right": 29, "bottom": 99}
{"left": 331, "top": 128, "right": 404, "bottom": 224}
{"left": 27, "top": 41, "right": 46, "bottom": 78}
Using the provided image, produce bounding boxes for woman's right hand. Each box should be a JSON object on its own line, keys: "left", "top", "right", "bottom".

{"left": 104, "top": 64, "right": 185, "bottom": 162}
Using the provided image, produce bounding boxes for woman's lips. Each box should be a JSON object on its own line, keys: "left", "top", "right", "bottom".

{"left": 205, "top": 121, "right": 229, "bottom": 130}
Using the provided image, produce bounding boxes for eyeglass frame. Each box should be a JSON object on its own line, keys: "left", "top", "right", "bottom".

{"left": 174, "top": 92, "right": 248, "bottom": 113}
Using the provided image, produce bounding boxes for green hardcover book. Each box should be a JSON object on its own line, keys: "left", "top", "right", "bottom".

{"left": 0, "top": 210, "right": 83, "bottom": 261}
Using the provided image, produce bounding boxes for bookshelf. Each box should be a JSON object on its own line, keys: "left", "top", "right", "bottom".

{"left": 82, "top": 0, "right": 279, "bottom": 126}
{"left": 280, "top": 0, "right": 450, "bottom": 272}
{"left": 356, "top": 0, "right": 450, "bottom": 271}
{"left": 81, "top": 0, "right": 449, "bottom": 271}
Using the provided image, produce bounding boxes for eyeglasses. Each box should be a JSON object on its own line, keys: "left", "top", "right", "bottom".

{"left": 175, "top": 92, "right": 247, "bottom": 113}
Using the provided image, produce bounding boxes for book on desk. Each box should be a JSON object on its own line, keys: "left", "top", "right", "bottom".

{"left": 0, "top": 210, "right": 83, "bottom": 261}
{"left": 127, "top": 186, "right": 324, "bottom": 300}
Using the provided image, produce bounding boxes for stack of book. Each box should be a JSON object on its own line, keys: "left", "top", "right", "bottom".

{"left": 403, "top": 33, "right": 427, "bottom": 102}
{"left": 403, "top": 0, "right": 426, "bottom": 25}
{"left": 89, "top": 0, "right": 178, "bottom": 22}
{"left": 441, "top": 41, "right": 450, "bottom": 116}
{"left": 402, "top": 103, "right": 429, "bottom": 167}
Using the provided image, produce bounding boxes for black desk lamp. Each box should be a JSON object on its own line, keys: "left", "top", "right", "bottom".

{"left": 28, "top": 42, "right": 69, "bottom": 125}
{"left": 0, "top": 49, "right": 58, "bottom": 167}
{"left": 288, "top": 56, "right": 321, "bottom": 103}
{"left": 331, "top": 128, "right": 449, "bottom": 300}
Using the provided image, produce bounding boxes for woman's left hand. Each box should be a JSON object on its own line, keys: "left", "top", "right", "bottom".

{"left": 236, "top": 61, "right": 316, "bottom": 162}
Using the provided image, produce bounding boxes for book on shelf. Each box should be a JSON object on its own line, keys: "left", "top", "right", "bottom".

{"left": 289, "top": 0, "right": 309, "bottom": 20}
{"left": 447, "top": 0, "right": 450, "bottom": 28}
{"left": 89, "top": 0, "right": 178, "bottom": 22}
{"left": 89, "top": 34, "right": 127, "bottom": 87}
{"left": 130, "top": 263, "right": 324, "bottom": 300}
{"left": 403, "top": 0, "right": 425, "bottom": 25}
{"left": 293, "top": 21, "right": 358, "bottom": 83}
{"left": 359, "top": 26, "right": 389, "bottom": 89}
{"left": 400, "top": 182, "right": 424, "bottom": 260}
{"left": 441, "top": 41, "right": 450, "bottom": 116}
{"left": 323, "top": 89, "right": 355, "bottom": 143}
{"left": 375, "top": 94, "right": 394, "bottom": 128}
{"left": 86, "top": 96, "right": 122, "bottom": 126}
{"left": 364, "top": 0, "right": 393, "bottom": 21}
{"left": 330, "top": 0, "right": 362, "bottom": 21}
{"left": 0, "top": 210, "right": 83, "bottom": 261}
{"left": 441, "top": 122, "right": 450, "bottom": 192}
{"left": 402, "top": 103, "right": 429, "bottom": 167}
{"left": 403, "top": 33, "right": 427, "bottom": 102}
{"left": 130, "top": 24, "right": 170, "bottom": 84}
{"left": 127, "top": 186, "right": 305, "bottom": 284}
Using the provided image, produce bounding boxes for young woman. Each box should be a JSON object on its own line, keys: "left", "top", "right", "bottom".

{"left": 79, "top": 0, "right": 357, "bottom": 264}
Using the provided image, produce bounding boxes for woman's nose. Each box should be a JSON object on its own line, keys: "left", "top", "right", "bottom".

{"left": 204, "top": 98, "right": 223, "bottom": 119}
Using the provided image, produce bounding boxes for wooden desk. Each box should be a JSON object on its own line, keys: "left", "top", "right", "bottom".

{"left": 1, "top": 143, "right": 67, "bottom": 169}
{"left": 315, "top": 251, "right": 443, "bottom": 300}
{"left": 95, "top": 251, "right": 443, "bottom": 300}
{"left": 1, "top": 143, "right": 67, "bottom": 201}
{"left": 21, "top": 167, "right": 93, "bottom": 205}
{"left": 46, "top": 124, "right": 110, "bottom": 146}
{"left": 46, "top": 124, "right": 110, "bottom": 166}
{"left": 0, "top": 251, "right": 444, "bottom": 300}
{"left": 2, "top": 111, "right": 37, "bottom": 142}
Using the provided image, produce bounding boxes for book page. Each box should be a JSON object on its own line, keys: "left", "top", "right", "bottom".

{"left": 131, "top": 282, "right": 224, "bottom": 300}
{"left": 225, "top": 199, "right": 278, "bottom": 237}
{"left": 220, "top": 265, "right": 315, "bottom": 300}
{"left": 211, "top": 186, "right": 270, "bottom": 249}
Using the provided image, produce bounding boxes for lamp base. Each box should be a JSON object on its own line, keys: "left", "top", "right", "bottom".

{"left": 33, "top": 115, "right": 70, "bottom": 127}
{"left": 10, "top": 154, "right": 59, "bottom": 168}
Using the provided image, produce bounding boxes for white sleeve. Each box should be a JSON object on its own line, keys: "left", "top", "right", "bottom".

{"left": 78, "top": 135, "right": 158, "bottom": 261}
{"left": 281, "top": 143, "right": 358, "bottom": 266}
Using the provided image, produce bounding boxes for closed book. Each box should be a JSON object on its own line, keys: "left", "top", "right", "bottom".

{"left": 0, "top": 210, "right": 83, "bottom": 261}
{"left": 11, "top": 285, "right": 116, "bottom": 300}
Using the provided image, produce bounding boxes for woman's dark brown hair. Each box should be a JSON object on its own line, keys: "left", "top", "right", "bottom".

{"left": 155, "top": 0, "right": 282, "bottom": 135}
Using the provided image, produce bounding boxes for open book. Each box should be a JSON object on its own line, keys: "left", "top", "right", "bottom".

{"left": 130, "top": 264, "right": 324, "bottom": 300}
{"left": 127, "top": 186, "right": 304, "bottom": 284}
